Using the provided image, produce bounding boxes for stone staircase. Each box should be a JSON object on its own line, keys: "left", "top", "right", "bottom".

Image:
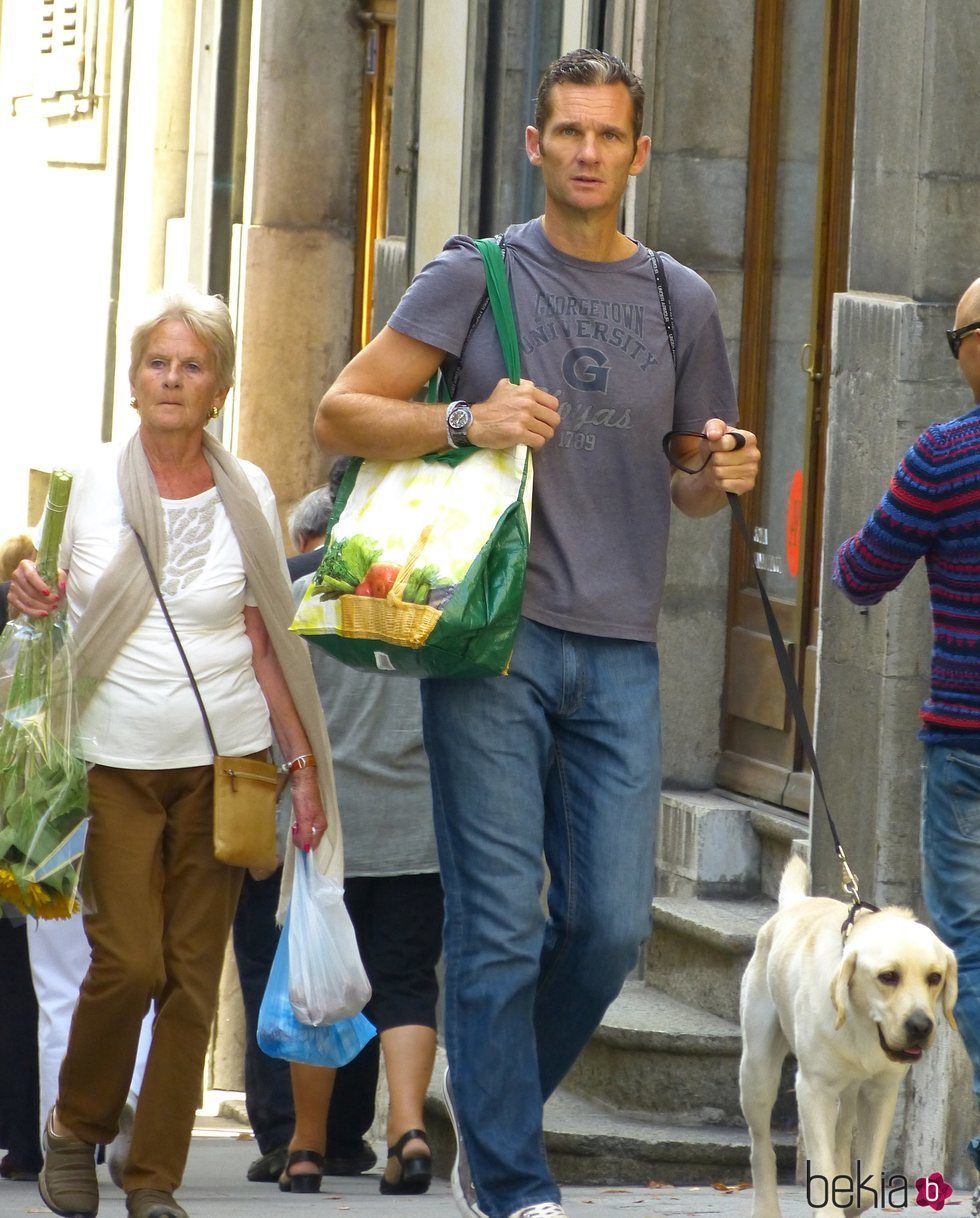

{"left": 426, "top": 788, "right": 807, "bottom": 1186}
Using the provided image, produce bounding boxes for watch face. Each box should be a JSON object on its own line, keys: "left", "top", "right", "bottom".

{"left": 448, "top": 406, "right": 472, "bottom": 430}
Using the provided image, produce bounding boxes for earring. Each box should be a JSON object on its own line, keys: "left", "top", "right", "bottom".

{"left": 130, "top": 396, "right": 139, "bottom": 410}
{"left": 209, "top": 405, "right": 221, "bottom": 420}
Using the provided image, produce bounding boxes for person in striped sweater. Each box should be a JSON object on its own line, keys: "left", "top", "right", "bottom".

{"left": 833, "top": 277, "right": 980, "bottom": 1161}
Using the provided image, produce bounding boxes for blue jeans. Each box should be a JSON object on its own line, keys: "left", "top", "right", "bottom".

{"left": 921, "top": 744, "right": 980, "bottom": 1101}
{"left": 422, "top": 618, "right": 661, "bottom": 1218}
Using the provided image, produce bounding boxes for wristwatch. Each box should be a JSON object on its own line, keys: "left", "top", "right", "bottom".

{"left": 446, "top": 400, "right": 474, "bottom": 449}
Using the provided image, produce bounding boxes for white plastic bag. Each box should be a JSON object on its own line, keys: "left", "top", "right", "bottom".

{"left": 287, "top": 852, "right": 371, "bottom": 1025}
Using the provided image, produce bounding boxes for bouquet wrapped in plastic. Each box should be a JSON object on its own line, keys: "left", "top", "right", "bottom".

{"left": 0, "top": 470, "right": 88, "bottom": 919}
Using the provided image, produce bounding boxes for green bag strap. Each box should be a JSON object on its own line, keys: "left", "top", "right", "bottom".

{"left": 473, "top": 236, "right": 521, "bottom": 385}
{"left": 470, "top": 236, "right": 529, "bottom": 493}
{"left": 422, "top": 235, "right": 522, "bottom": 466}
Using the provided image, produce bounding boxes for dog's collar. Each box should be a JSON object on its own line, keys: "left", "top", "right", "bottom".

{"left": 840, "top": 899, "right": 881, "bottom": 940}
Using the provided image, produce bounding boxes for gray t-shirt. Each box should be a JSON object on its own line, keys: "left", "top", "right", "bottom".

{"left": 389, "top": 217, "right": 738, "bottom": 642}
{"left": 292, "top": 574, "right": 438, "bottom": 878}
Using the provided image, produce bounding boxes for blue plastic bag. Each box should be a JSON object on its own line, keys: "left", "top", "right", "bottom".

{"left": 257, "top": 903, "right": 376, "bottom": 1067}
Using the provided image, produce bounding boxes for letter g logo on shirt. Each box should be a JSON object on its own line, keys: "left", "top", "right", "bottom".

{"left": 562, "top": 347, "right": 610, "bottom": 393}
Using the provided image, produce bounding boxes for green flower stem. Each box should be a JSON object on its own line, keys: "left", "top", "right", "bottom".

{"left": 0, "top": 469, "right": 87, "bottom": 917}
{"left": 36, "top": 468, "right": 72, "bottom": 586}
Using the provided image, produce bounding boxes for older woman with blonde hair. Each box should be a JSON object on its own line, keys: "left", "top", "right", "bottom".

{"left": 9, "top": 286, "right": 342, "bottom": 1218}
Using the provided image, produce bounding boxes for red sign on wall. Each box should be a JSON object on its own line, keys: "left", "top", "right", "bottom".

{"left": 786, "top": 469, "right": 803, "bottom": 579}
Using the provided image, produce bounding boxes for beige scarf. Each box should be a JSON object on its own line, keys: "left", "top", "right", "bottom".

{"left": 71, "top": 429, "right": 342, "bottom": 911}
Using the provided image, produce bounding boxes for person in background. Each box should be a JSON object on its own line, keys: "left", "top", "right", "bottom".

{"left": 235, "top": 476, "right": 378, "bottom": 1188}
{"left": 26, "top": 915, "right": 154, "bottom": 1188}
{"left": 273, "top": 476, "right": 443, "bottom": 1196}
{"left": 8, "top": 286, "right": 337, "bottom": 1218}
{"left": 834, "top": 275, "right": 980, "bottom": 1209}
{"left": 0, "top": 905, "right": 42, "bottom": 1182}
{"left": 285, "top": 483, "right": 332, "bottom": 576}
{"left": 0, "top": 534, "right": 36, "bottom": 586}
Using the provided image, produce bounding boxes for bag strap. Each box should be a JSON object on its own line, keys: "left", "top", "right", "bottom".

{"left": 428, "top": 288, "right": 492, "bottom": 402}
{"left": 650, "top": 250, "right": 676, "bottom": 368}
{"left": 429, "top": 235, "right": 509, "bottom": 403}
{"left": 473, "top": 236, "right": 521, "bottom": 385}
{"left": 133, "top": 529, "right": 219, "bottom": 757}
{"left": 420, "top": 235, "right": 521, "bottom": 468}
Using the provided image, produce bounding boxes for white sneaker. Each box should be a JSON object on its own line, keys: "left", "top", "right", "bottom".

{"left": 442, "top": 1068, "right": 487, "bottom": 1218}
{"left": 507, "top": 1205, "right": 567, "bottom": 1218}
{"left": 106, "top": 1099, "right": 136, "bottom": 1189}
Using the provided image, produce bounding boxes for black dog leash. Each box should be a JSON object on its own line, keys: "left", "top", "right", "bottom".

{"left": 722, "top": 492, "right": 878, "bottom": 933}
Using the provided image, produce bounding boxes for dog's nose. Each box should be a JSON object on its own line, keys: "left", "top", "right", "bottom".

{"left": 905, "top": 1011, "right": 934, "bottom": 1042}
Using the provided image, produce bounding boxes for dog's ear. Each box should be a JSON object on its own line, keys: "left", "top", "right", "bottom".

{"left": 831, "top": 951, "right": 856, "bottom": 1029}
{"left": 941, "top": 947, "right": 959, "bottom": 1030}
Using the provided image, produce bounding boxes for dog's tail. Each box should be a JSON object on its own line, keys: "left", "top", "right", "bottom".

{"left": 778, "top": 854, "right": 811, "bottom": 909}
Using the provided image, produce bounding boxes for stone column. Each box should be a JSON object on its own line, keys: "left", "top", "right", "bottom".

{"left": 208, "top": 0, "right": 364, "bottom": 1093}
{"left": 815, "top": 0, "right": 980, "bottom": 1182}
{"left": 644, "top": 0, "right": 753, "bottom": 786}
{"left": 229, "top": 0, "right": 364, "bottom": 533}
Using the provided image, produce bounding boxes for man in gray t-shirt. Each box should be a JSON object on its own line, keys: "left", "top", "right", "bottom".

{"left": 388, "top": 221, "right": 736, "bottom": 642}
{"left": 315, "top": 48, "right": 759, "bottom": 1218}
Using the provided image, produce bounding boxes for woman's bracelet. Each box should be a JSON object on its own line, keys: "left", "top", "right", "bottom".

{"left": 280, "top": 753, "right": 317, "bottom": 775}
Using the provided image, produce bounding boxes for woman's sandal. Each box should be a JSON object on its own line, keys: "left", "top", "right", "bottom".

{"left": 379, "top": 1128, "right": 432, "bottom": 1195}
{"left": 278, "top": 1149, "right": 324, "bottom": 1194}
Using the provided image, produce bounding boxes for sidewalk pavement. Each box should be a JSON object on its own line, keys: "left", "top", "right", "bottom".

{"left": 2, "top": 1105, "right": 976, "bottom": 1218}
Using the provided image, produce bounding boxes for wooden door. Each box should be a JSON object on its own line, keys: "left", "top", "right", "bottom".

{"left": 717, "top": 0, "right": 858, "bottom": 810}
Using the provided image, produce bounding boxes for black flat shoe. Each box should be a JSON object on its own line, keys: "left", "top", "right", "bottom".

{"left": 379, "top": 1128, "right": 431, "bottom": 1196}
{"left": 0, "top": 1151, "right": 41, "bottom": 1181}
{"left": 323, "top": 1139, "right": 377, "bottom": 1176}
{"left": 246, "top": 1144, "right": 289, "bottom": 1183}
{"left": 278, "top": 1149, "right": 324, "bottom": 1194}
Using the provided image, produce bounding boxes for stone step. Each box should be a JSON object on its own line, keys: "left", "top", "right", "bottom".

{"left": 425, "top": 1051, "right": 797, "bottom": 1187}
{"left": 655, "top": 787, "right": 807, "bottom": 902}
{"left": 746, "top": 804, "right": 810, "bottom": 901}
{"left": 656, "top": 789, "right": 761, "bottom": 899}
{"left": 644, "top": 896, "right": 776, "bottom": 1022}
{"left": 539, "top": 1089, "right": 797, "bottom": 1187}
{"left": 561, "top": 979, "right": 744, "bottom": 1124}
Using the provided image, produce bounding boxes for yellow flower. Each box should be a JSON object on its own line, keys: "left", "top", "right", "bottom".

{"left": 0, "top": 862, "right": 79, "bottom": 920}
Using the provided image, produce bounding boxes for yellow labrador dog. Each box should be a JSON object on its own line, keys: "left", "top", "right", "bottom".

{"left": 739, "top": 856, "right": 958, "bottom": 1218}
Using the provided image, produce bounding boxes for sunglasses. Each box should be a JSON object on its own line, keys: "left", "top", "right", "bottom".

{"left": 662, "top": 429, "right": 746, "bottom": 475}
{"left": 946, "top": 320, "right": 980, "bottom": 359}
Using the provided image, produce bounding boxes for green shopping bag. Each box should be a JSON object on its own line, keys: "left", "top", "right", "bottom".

{"left": 290, "top": 238, "right": 530, "bottom": 678}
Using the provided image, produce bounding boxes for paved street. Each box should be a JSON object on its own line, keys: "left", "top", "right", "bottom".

{"left": 2, "top": 1100, "right": 976, "bottom": 1218}
{"left": 3, "top": 1114, "right": 977, "bottom": 1218}
{"left": 0, "top": 1132, "right": 798, "bottom": 1218}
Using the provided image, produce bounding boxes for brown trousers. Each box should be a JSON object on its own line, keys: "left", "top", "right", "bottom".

{"left": 57, "top": 763, "right": 244, "bottom": 1193}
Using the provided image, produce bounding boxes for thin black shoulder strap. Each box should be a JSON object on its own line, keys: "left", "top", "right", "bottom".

{"left": 650, "top": 250, "right": 676, "bottom": 369}
{"left": 447, "top": 234, "right": 507, "bottom": 398}
{"left": 133, "top": 528, "right": 218, "bottom": 756}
